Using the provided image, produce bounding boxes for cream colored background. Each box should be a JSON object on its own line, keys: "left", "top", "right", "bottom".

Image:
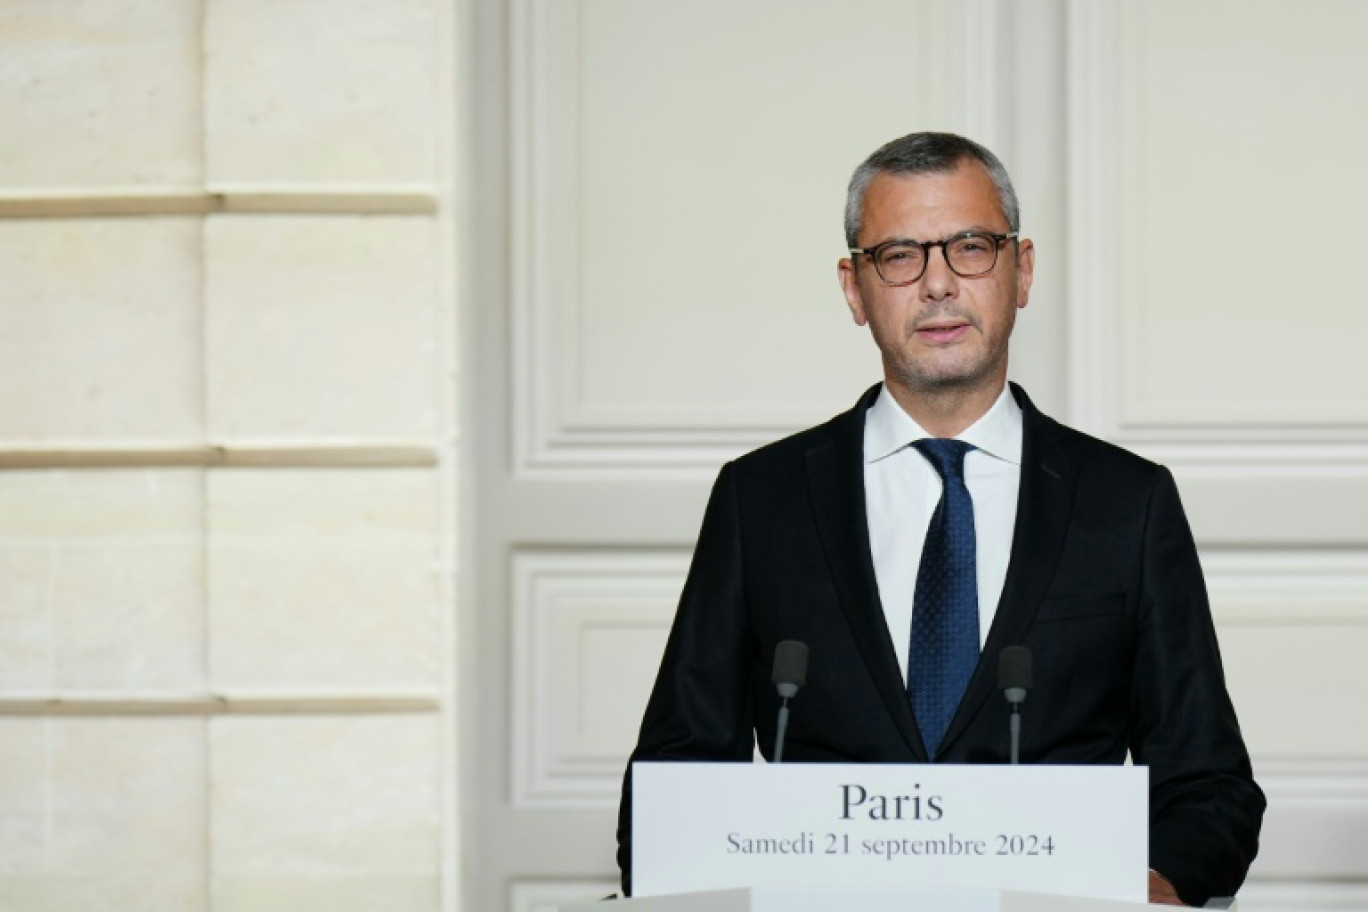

{"left": 1, "top": 1, "right": 1365, "bottom": 911}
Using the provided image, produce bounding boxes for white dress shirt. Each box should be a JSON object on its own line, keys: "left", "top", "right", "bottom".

{"left": 863, "top": 383, "right": 1023, "bottom": 682}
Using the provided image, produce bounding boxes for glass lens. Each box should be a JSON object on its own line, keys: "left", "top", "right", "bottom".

{"left": 874, "top": 244, "right": 926, "bottom": 284}
{"left": 946, "top": 234, "right": 999, "bottom": 276}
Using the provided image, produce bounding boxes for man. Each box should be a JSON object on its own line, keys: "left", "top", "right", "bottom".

{"left": 616, "top": 132, "right": 1264, "bottom": 906}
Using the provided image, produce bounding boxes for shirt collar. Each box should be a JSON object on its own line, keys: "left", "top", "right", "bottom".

{"left": 864, "top": 383, "right": 1023, "bottom": 466}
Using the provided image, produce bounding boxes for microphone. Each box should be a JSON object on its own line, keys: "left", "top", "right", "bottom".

{"left": 998, "top": 646, "right": 1032, "bottom": 765}
{"left": 771, "top": 640, "right": 809, "bottom": 763}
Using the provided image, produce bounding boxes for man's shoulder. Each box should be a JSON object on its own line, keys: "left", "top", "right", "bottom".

{"left": 1022, "top": 393, "right": 1167, "bottom": 487}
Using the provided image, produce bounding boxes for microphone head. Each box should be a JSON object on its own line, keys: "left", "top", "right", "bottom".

{"left": 998, "top": 645, "right": 1033, "bottom": 704}
{"left": 772, "top": 640, "right": 810, "bottom": 699}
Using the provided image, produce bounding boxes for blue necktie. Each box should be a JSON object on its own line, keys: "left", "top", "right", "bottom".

{"left": 908, "top": 438, "right": 979, "bottom": 759}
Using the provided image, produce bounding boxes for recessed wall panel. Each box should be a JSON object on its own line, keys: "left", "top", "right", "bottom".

{"left": 513, "top": 0, "right": 970, "bottom": 468}
{"left": 1220, "top": 624, "right": 1368, "bottom": 760}
{"left": 1117, "top": 0, "right": 1368, "bottom": 429}
{"left": 1204, "top": 549, "right": 1368, "bottom": 758}
{"left": 511, "top": 551, "right": 686, "bottom": 807}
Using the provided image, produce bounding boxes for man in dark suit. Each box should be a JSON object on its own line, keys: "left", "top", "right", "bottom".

{"left": 616, "top": 132, "right": 1264, "bottom": 906}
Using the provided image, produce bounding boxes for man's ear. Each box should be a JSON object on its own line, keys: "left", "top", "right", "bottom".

{"left": 838, "top": 257, "right": 869, "bottom": 326}
{"left": 1014, "top": 239, "right": 1035, "bottom": 309}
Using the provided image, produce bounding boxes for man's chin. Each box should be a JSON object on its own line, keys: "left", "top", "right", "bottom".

{"left": 899, "top": 361, "right": 998, "bottom": 395}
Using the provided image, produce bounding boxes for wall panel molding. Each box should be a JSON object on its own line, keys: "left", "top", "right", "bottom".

{"left": 1064, "top": 0, "right": 1368, "bottom": 539}
{"left": 1203, "top": 549, "right": 1368, "bottom": 624}
{"left": 1065, "top": 0, "right": 1122, "bottom": 441}
{"left": 947, "top": 0, "right": 1010, "bottom": 153}
{"left": 1254, "top": 760, "right": 1368, "bottom": 881}
{"left": 511, "top": 550, "right": 687, "bottom": 809}
{"left": 1065, "top": 0, "right": 1368, "bottom": 458}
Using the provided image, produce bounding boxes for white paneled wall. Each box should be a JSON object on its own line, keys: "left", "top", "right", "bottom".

{"left": 478, "top": 1, "right": 1368, "bottom": 910}
{"left": 1068, "top": 6, "right": 1368, "bottom": 904}
{"left": 0, "top": 2, "right": 455, "bottom": 911}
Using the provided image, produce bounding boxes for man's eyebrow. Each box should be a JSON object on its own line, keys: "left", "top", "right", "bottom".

{"left": 867, "top": 227, "right": 1004, "bottom": 246}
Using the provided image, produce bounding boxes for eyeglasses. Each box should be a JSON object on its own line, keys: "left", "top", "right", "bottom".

{"left": 849, "top": 231, "right": 1018, "bottom": 286}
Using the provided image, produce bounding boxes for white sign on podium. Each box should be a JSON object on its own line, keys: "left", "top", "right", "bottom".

{"left": 633, "top": 763, "right": 1147, "bottom": 903}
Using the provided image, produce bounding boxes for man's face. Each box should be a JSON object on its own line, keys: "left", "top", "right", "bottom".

{"left": 837, "top": 163, "right": 1034, "bottom": 400}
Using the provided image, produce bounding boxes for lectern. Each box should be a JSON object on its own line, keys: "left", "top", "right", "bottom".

{"left": 583, "top": 763, "right": 1237, "bottom": 910}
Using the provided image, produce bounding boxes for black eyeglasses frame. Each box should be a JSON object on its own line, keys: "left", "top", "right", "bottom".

{"left": 849, "top": 231, "right": 1019, "bottom": 286}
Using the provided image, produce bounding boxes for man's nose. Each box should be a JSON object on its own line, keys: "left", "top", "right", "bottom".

{"left": 919, "top": 244, "right": 958, "bottom": 299}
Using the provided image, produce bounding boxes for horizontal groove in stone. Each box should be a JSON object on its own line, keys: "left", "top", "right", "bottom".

{"left": 0, "top": 185, "right": 438, "bottom": 218}
{"left": 0, "top": 694, "right": 442, "bottom": 716}
{"left": 0, "top": 442, "right": 440, "bottom": 469}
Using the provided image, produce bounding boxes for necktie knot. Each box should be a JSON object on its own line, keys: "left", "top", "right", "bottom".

{"left": 912, "top": 438, "right": 975, "bottom": 481}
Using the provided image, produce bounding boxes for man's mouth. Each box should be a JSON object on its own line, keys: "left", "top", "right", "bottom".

{"left": 915, "top": 321, "right": 971, "bottom": 343}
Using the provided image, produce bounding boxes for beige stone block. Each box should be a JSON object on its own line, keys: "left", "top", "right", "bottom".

{"left": 52, "top": 544, "right": 204, "bottom": 691}
{"left": 0, "top": 469, "right": 202, "bottom": 539}
{"left": 210, "top": 715, "right": 439, "bottom": 912}
{"left": 205, "top": 215, "right": 437, "bottom": 439}
{"left": 0, "top": 470, "right": 204, "bottom": 693}
{"left": 0, "top": 550, "right": 52, "bottom": 689}
{"left": 0, "top": 219, "right": 202, "bottom": 443}
{"left": 207, "top": 469, "right": 439, "bottom": 692}
{"left": 0, "top": 719, "right": 45, "bottom": 870}
{"left": 0, "top": 0, "right": 201, "bottom": 188}
{"left": 205, "top": 0, "right": 436, "bottom": 184}
{"left": 0, "top": 718, "right": 207, "bottom": 911}
{"left": 0, "top": 876, "right": 207, "bottom": 912}
{"left": 49, "top": 718, "right": 205, "bottom": 864}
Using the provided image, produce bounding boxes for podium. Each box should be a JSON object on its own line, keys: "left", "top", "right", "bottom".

{"left": 597, "top": 763, "right": 1238, "bottom": 910}
{"left": 556, "top": 887, "right": 1236, "bottom": 911}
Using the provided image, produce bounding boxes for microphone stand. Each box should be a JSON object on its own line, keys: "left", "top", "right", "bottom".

{"left": 1007, "top": 695, "right": 1023, "bottom": 765}
{"left": 774, "top": 692, "right": 794, "bottom": 763}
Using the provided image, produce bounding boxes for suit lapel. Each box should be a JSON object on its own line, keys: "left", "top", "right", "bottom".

{"left": 938, "top": 383, "right": 1080, "bottom": 755}
{"left": 806, "top": 385, "right": 928, "bottom": 760}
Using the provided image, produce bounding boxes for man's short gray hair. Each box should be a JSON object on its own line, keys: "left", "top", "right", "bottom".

{"left": 844, "top": 132, "right": 1020, "bottom": 248}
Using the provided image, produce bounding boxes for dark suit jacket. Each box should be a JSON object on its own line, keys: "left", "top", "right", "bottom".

{"left": 617, "top": 383, "right": 1264, "bottom": 905}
